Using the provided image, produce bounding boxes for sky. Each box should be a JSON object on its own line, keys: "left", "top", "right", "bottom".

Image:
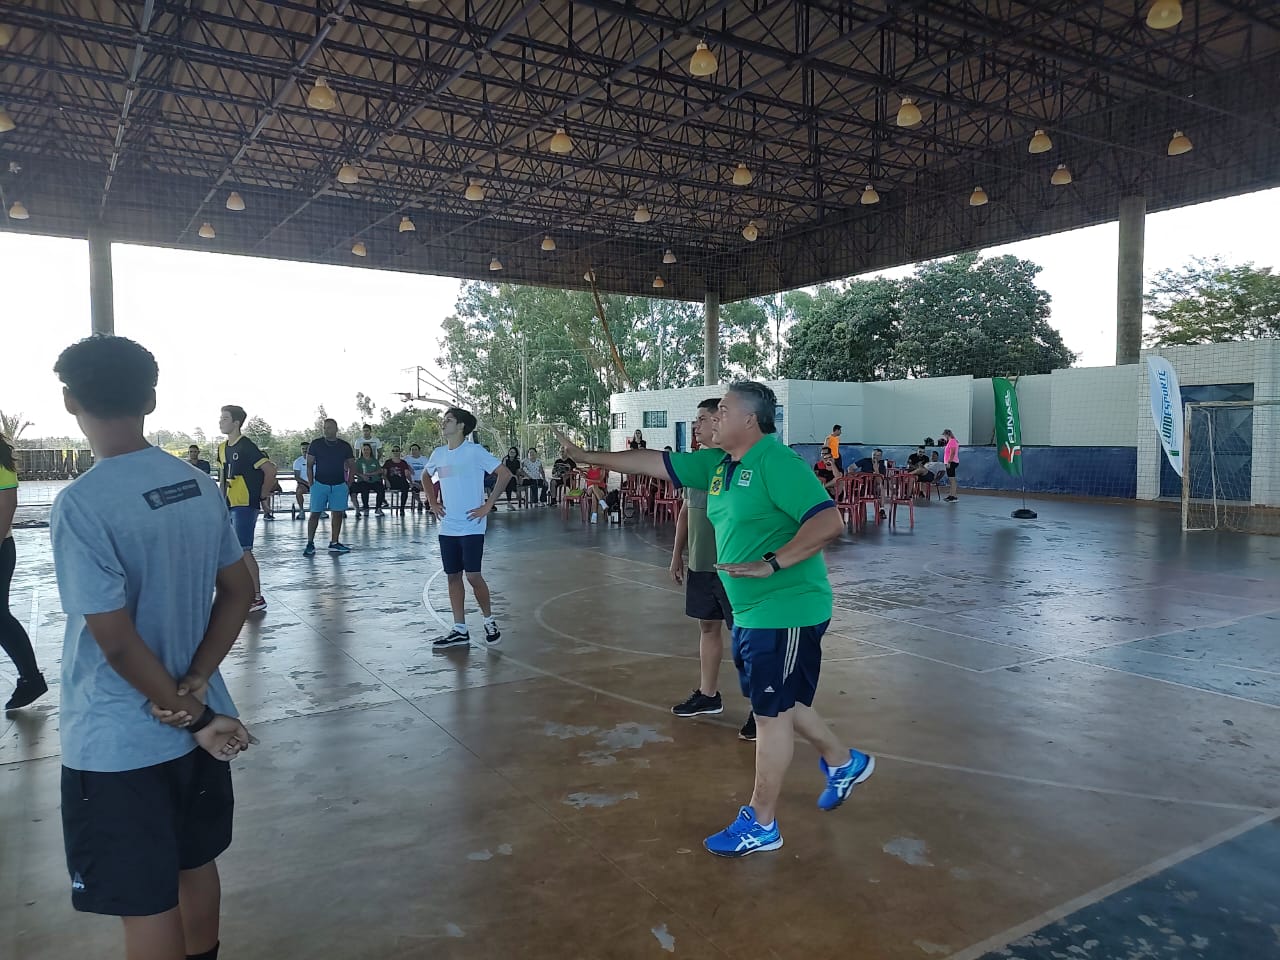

{"left": 4, "top": 185, "right": 1278, "bottom": 442}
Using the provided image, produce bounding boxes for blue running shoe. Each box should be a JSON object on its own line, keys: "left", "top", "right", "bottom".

{"left": 328, "top": 541, "right": 351, "bottom": 554}
{"left": 703, "top": 806, "right": 783, "bottom": 858}
{"left": 303, "top": 542, "right": 315, "bottom": 556}
{"left": 817, "top": 749, "right": 875, "bottom": 811}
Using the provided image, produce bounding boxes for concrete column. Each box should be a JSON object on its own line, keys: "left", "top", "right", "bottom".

{"left": 1115, "top": 196, "right": 1145, "bottom": 365}
{"left": 88, "top": 228, "right": 115, "bottom": 335}
{"left": 704, "top": 291, "right": 720, "bottom": 386}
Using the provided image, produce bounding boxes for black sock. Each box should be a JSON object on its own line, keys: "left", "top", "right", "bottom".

{"left": 187, "top": 943, "right": 219, "bottom": 960}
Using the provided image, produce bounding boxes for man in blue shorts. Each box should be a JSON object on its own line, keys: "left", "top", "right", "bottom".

{"left": 556, "top": 381, "right": 874, "bottom": 858}
{"left": 423, "top": 407, "right": 514, "bottom": 648}
{"left": 303, "top": 418, "right": 356, "bottom": 555}
{"left": 216, "top": 405, "right": 275, "bottom": 613}
{"left": 51, "top": 335, "right": 256, "bottom": 960}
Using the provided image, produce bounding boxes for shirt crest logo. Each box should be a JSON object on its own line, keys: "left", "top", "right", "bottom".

{"left": 737, "top": 469, "right": 753, "bottom": 487}
{"left": 709, "top": 465, "right": 725, "bottom": 496}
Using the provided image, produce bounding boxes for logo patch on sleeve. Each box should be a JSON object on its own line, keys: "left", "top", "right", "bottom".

{"left": 141, "top": 479, "right": 203, "bottom": 510}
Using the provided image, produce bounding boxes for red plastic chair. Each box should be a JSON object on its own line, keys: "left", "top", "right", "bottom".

{"left": 560, "top": 471, "right": 589, "bottom": 521}
{"left": 888, "top": 473, "right": 915, "bottom": 529}
{"left": 651, "top": 479, "right": 679, "bottom": 524}
{"left": 852, "top": 473, "right": 883, "bottom": 528}
{"left": 833, "top": 474, "right": 857, "bottom": 530}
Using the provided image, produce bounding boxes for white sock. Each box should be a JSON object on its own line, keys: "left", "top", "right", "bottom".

{"left": 759, "top": 819, "right": 775, "bottom": 830}
{"left": 454, "top": 623, "right": 468, "bottom": 634}
{"left": 483, "top": 615, "right": 497, "bottom": 626}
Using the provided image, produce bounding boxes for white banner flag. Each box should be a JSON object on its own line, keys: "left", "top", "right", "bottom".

{"left": 1147, "top": 355, "right": 1184, "bottom": 477}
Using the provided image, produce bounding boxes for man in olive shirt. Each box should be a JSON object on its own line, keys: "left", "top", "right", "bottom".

{"left": 669, "top": 398, "right": 754, "bottom": 741}
{"left": 556, "top": 381, "right": 874, "bottom": 858}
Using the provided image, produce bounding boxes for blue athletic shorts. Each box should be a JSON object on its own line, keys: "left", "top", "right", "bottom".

{"left": 228, "top": 507, "right": 258, "bottom": 550}
{"left": 310, "top": 481, "right": 349, "bottom": 514}
{"left": 439, "top": 535, "right": 485, "bottom": 575}
{"left": 732, "top": 620, "right": 829, "bottom": 717}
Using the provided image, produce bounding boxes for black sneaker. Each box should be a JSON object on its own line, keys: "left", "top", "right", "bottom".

{"left": 738, "top": 713, "right": 757, "bottom": 742}
{"left": 483, "top": 621, "right": 502, "bottom": 646}
{"left": 672, "top": 689, "right": 723, "bottom": 718}
{"left": 945, "top": 495, "right": 958, "bottom": 502}
{"left": 5, "top": 674, "right": 48, "bottom": 711}
{"left": 433, "top": 629, "right": 471, "bottom": 649}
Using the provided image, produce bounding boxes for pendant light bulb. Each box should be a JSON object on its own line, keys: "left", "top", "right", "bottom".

{"left": 1050, "top": 164, "right": 1073, "bottom": 186}
{"left": 584, "top": 269, "right": 596, "bottom": 283}
{"left": 351, "top": 241, "right": 367, "bottom": 257}
{"left": 0, "top": 109, "right": 15, "bottom": 134}
{"left": 489, "top": 257, "right": 503, "bottom": 271}
{"left": 663, "top": 249, "right": 677, "bottom": 265}
{"left": 336, "top": 163, "right": 360, "bottom": 185}
{"left": 225, "top": 191, "right": 246, "bottom": 212}
{"left": 1146, "top": 0, "right": 1183, "bottom": 30}
{"left": 197, "top": 222, "right": 215, "bottom": 239}
{"left": 860, "top": 184, "right": 880, "bottom": 205}
{"left": 1167, "top": 130, "right": 1193, "bottom": 156}
{"left": 1028, "top": 129, "right": 1053, "bottom": 154}
{"left": 633, "top": 204, "right": 651, "bottom": 224}
{"left": 969, "top": 186, "right": 989, "bottom": 207}
{"left": 689, "top": 41, "right": 717, "bottom": 77}
{"left": 732, "top": 163, "right": 753, "bottom": 187}
{"left": 399, "top": 215, "right": 416, "bottom": 233}
{"left": 652, "top": 276, "right": 665, "bottom": 289}
{"left": 548, "top": 127, "right": 573, "bottom": 154}
{"left": 7, "top": 200, "right": 30, "bottom": 220}
{"left": 742, "top": 220, "right": 759, "bottom": 242}
{"left": 307, "top": 77, "right": 338, "bottom": 111}
{"left": 464, "top": 180, "right": 485, "bottom": 201}
{"left": 541, "top": 235, "right": 556, "bottom": 252}
{"left": 896, "top": 96, "right": 922, "bottom": 127}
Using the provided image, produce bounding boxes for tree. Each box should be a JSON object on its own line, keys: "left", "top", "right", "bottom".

{"left": 1146, "top": 257, "right": 1280, "bottom": 346}
{"left": 243, "top": 416, "right": 275, "bottom": 454}
{"left": 780, "top": 279, "right": 904, "bottom": 381}
{"left": 354, "top": 392, "right": 375, "bottom": 422}
{"left": 894, "top": 254, "right": 1074, "bottom": 378}
{"left": 0, "top": 410, "right": 33, "bottom": 441}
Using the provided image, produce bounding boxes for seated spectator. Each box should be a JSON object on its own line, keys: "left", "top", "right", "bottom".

{"left": 405, "top": 443, "right": 430, "bottom": 511}
{"left": 584, "top": 464, "right": 608, "bottom": 524}
{"left": 628, "top": 429, "right": 647, "bottom": 450}
{"left": 259, "top": 449, "right": 278, "bottom": 521}
{"left": 854, "top": 448, "right": 889, "bottom": 519}
{"left": 906, "top": 445, "right": 929, "bottom": 471}
{"left": 351, "top": 442, "right": 386, "bottom": 517}
{"left": 501, "top": 446, "right": 523, "bottom": 506}
{"left": 522, "top": 447, "right": 549, "bottom": 504}
{"left": 550, "top": 455, "right": 574, "bottom": 504}
{"left": 383, "top": 446, "right": 414, "bottom": 513}
{"left": 814, "top": 449, "right": 843, "bottom": 495}
{"left": 292, "top": 441, "right": 310, "bottom": 518}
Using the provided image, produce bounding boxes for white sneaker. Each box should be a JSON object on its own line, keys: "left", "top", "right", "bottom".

{"left": 590, "top": 512, "right": 599, "bottom": 524}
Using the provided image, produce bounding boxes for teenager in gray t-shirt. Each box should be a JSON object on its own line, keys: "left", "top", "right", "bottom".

{"left": 49, "top": 335, "right": 256, "bottom": 955}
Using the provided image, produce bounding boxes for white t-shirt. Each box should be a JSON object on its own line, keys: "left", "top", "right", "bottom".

{"left": 426, "top": 441, "right": 502, "bottom": 536}
{"left": 404, "top": 454, "right": 430, "bottom": 483}
{"left": 355, "top": 436, "right": 382, "bottom": 459}
{"left": 292, "top": 455, "right": 308, "bottom": 478}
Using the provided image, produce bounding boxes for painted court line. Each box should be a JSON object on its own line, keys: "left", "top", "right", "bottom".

{"left": 944, "top": 809, "right": 1280, "bottom": 960}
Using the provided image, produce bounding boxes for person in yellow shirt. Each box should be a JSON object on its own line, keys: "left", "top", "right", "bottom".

{"left": 824, "top": 425, "right": 843, "bottom": 472}
{"left": 0, "top": 432, "right": 48, "bottom": 709}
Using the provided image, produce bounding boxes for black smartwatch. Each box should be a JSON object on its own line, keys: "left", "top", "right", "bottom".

{"left": 188, "top": 704, "right": 216, "bottom": 734}
{"left": 763, "top": 551, "right": 781, "bottom": 573}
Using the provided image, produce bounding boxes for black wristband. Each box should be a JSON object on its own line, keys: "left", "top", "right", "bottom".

{"left": 188, "top": 705, "right": 216, "bottom": 734}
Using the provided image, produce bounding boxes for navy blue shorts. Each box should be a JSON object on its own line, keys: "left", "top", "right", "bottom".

{"left": 439, "top": 534, "right": 485, "bottom": 574}
{"left": 228, "top": 507, "right": 258, "bottom": 549}
{"left": 732, "top": 621, "right": 829, "bottom": 717}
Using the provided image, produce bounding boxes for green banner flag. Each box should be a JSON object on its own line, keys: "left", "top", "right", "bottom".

{"left": 993, "top": 377, "right": 1024, "bottom": 477}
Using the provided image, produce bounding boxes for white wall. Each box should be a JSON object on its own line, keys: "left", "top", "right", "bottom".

{"left": 1049, "top": 365, "right": 1139, "bottom": 447}
{"left": 784, "top": 380, "right": 865, "bottom": 445}
{"left": 864, "top": 375, "right": 973, "bottom": 445}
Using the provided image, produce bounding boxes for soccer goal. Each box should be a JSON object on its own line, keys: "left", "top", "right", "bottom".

{"left": 1181, "top": 400, "right": 1280, "bottom": 535}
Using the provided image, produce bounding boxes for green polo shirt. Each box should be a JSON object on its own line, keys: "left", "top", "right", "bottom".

{"left": 664, "top": 437, "right": 835, "bottom": 629}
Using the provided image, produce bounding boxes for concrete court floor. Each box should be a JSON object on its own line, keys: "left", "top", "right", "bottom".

{"left": 2, "top": 493, "right": 1278, "bottom": 960}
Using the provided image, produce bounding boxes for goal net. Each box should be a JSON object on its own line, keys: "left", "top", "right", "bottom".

{"left": 1182, "top": 400, "right": 1280, "bottom": 535}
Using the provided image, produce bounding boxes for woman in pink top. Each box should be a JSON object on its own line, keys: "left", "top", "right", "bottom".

{"left": 941, "top": 428, "right": 960, "bottom": 502}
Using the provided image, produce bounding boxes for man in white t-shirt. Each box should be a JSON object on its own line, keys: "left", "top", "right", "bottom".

{"left": 291, "top": 441, "right": 310, "bottom": 518}
{"left": 404, "top": 443, "right": 430, "bottom": 511}
{"left": 354, "top": 424, "right": 382, "bottom": 461}
{"left": 423, "top": 408, "right": 514, "bottom": 649}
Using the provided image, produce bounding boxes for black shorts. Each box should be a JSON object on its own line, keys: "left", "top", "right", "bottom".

{"left": 440, "top": 534, "right": 485, "bottom": 574}
{"left": 685, "top": 570, "right": 734, "bottom": 625}
{"left": 62, "top": 748, "right": 234, "bottom": 916}
{"left": 946, "top": 462, "right": 958, "bottom": 478}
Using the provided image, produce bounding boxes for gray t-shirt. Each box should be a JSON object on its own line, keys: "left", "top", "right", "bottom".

{"left": 50, "top": 445, "right": 244, "bottom": 773}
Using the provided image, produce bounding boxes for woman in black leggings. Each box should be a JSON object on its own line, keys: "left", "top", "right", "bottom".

{"left": 1, "top": 433, "right": 46, "bottom": 710}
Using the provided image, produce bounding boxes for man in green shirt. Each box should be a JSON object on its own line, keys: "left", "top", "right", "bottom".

{"left": 555, "top": 381, "right": 874, "bottom": 858}
{"left": 669, "top": 398, "right": 753, "bottom": 740}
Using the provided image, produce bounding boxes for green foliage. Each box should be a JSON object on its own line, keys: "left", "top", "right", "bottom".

{"left": 0, "top": 410, "right": 33, "bottom": 441}
{"left": 1146, "top": 257, "right": 1280, "bottom": 346}
{"left": 781, "top": 253, "right": 1074, "bottom": 381}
